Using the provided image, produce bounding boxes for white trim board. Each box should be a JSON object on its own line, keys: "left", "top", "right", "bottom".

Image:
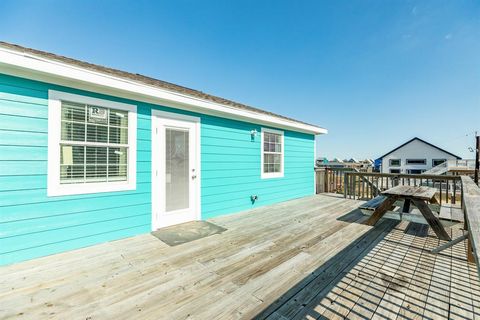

{"left": 0, "top": 46, "right": 327, "bottom": 135}
{"left": 47, "top": 90, "right": 137, "bottom": 196}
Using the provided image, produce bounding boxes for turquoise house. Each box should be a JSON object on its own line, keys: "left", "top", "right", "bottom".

{"left": 0, "top": 42, "right": 327, "bottom": 266}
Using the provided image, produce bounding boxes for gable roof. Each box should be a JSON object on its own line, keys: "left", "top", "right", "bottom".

{"left": 378, "top": 137, "right": 461, "bottom": 160}
{"left": 0, "top": 41, "right": 326, "bottom": 134}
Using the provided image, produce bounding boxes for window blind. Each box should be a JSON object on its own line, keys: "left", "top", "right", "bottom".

{"left": 59, "top": 101, "right": 129, "bottom": 184}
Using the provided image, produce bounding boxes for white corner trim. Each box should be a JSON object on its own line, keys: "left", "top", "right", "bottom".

{"left": 261, "top": 127, "right": 285, "bottom": 179}
{"left": 0, "top": 47, "right": 327, "bottom": 135}
{"left": 47, "top": 90, "right": 137, "bottom": 196}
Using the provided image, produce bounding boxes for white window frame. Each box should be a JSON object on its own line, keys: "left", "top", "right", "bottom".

{"left": 261, "top": 127, "right": 284, "bottom": 179}
{"left": 47, "top": 90, "right": 137, "bottom": 196}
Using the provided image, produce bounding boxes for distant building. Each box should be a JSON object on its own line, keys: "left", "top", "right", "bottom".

{"left": 376, "top": 137, "right": 461, "bottom": 174}
{"left": 316, "top": 157, "right": 373, "bottom": 171}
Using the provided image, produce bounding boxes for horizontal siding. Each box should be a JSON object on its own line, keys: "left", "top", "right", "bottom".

{"left": 0, "top": 73, "right": 315, "bottom": 266}
{"left": 0, "top": 183, "right": 151, "bottom": 207}
{"left": 0, "top": 113, "right": 48, "bottom": 132}
{"left": 3, "top": 225, "right": 149, "bottom": 266}
{"left": 200, "top": 116, "right": 314, "bottom": 219}
{"left": 1, "top": 204, "right": 151, "bottom": 238}
{"left": 0, "top": 74, "right": 153, "bottom": 265}
{"left": 0, "top": 129, "right": 48, "bottom": 146}
{"left": 0, "top": 192, "right": 151, "bottom": 223}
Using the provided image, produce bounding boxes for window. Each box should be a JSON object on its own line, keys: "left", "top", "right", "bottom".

{"left": 390, "top": 169, "right": 401, "bottom": 174}
{"left": 389, "top": 159, "right": 401, "bottom": 167}
{"left": 261, "top": 128, "right": 284, "bottom": 178}
{"left": 407, "top": 169, "right": 425, "bottom": 174}
{"left": 432, "top": 159, "right": 447, "bottom": 167}
{"left": 48, "top": 90, "right": 137, "bottom": 196}
{"left": 406, "top": 159, "right": 426, "bottom": 165}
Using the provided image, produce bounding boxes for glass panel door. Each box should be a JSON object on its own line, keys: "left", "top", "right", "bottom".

{"left": 152, "top": 112, "right": 199, "bottom": 230}
{"left": 165, "top": 128, "right": 190, "bottom": 212}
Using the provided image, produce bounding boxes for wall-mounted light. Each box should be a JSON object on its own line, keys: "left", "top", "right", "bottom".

{"left": 251, "top": 129, "right": 258, "bottom": 137}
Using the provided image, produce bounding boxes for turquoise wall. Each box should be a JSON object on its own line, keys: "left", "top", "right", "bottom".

{"left": 0, "top": 73, "right": 315, "bottom": 265}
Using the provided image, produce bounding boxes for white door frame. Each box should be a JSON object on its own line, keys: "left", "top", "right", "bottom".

{"left": 151, "top": 110, "right": 201, "bottom": 230}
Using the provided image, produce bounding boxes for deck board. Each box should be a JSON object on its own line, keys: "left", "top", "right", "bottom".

{"left": 0, "top": 194, "right": 479, "bottom": 319}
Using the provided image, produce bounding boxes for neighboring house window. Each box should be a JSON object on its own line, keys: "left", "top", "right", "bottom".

{"left": 432, "top": 159, "right": 447, "bottom": 167}
{"left": 261, "top": 128, "right": 284, "bottom": 179}
{"left": 407, "top": 169, "right": 425, "bottom": 174}
{"left": 390, "top": 169, "right": 401, "bottom": 174}
{"left": 389, "top": 159, "right": 401, "bottom": 166}
{"left": 406, "top": 159, "right": 426, "bottom": 165}
{"left": 48, "top": 90, "right": 137, "bottom": 196}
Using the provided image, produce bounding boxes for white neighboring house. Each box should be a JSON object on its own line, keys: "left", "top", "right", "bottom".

{"left": 378, "top": 137, "right": 461, "bottom": 174}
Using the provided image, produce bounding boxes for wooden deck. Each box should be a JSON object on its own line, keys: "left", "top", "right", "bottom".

{"left": 0, "top": 194, "right": 479, "bottom": 319}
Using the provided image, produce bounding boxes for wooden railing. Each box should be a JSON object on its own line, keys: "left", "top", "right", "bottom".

{"left": 315, "top": 167, "right": 353, "bottom": 194}
{"left": 315, "top": 167, "right": 462, "bottom": 205}
{"left": 461, "top": 176, "right": 480, "bottom": 270}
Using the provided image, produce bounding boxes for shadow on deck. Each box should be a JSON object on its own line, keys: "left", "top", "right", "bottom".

{"left": 255, "top": 211, "right": 479, "bottom": 320}
{"left": 0, "top": 195, "right": 478, "bottom": 319}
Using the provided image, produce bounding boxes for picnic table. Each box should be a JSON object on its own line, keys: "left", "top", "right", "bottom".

{"left": 365, "top": 185, "right": 451, "bottom": 241}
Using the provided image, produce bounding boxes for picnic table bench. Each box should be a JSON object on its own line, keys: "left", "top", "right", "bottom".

{"left": 360, "top": 179, "right": 480, "bottom": 279}
{"left": 360, "top": 196, "right": 462, "bottom": 225}
{"left": 359, "top": 185, "right": 451, "bottom": 240}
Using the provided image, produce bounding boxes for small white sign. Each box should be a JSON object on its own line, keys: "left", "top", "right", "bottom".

{"left": 88, "top": 106, "right": 107, "bottom": 123}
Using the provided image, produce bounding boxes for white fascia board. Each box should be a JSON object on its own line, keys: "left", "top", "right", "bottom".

{"left": 0, "top": 47, "right": 328, "bottom": 135}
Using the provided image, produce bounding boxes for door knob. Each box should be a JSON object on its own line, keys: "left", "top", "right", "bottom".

{"left": 192, "top": 174, "right": 197, "bottom": 179}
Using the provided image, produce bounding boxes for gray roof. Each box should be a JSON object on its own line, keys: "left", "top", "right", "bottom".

{"left": 0, "top": 41, "right": 323, "bottom": 130}
{"left": 378, "top": 137, "right": 461, "bottom": 160}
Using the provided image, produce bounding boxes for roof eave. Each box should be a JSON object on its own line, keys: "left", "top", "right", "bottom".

{"left": 0, "top": 45, "right": 327, "bottom": 135}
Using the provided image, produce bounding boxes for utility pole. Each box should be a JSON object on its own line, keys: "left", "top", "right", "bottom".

{"left": 475, "top": 133, "right": 479, "bottom": 184}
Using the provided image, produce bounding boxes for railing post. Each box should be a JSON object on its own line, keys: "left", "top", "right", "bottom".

{"left": 344, "top": 173, "right": 348, "bottom": 198}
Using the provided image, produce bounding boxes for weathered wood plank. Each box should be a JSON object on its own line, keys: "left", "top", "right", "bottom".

{"left": 370, "top": 222, "right": 424, "bottom": 319}
{"left": 397, "top": 225, "right": 438, "bottom": 319}
{"left": 0, "top": 194, "right": 479, "bottom": 319}
{"left": 366, "top": 195, "right": 398, "bottom": 226}
{"left": 423, "top": 229, "right": 452, "bottom": 319}
{"left": 382, "top": 185, "right": 437, "bottom": 201}
{"left": 362, "top": 209, "right": 460, "bottom": 227}
{"left": 412, "top": 198, "right": 451, "bottom": 241}
{"left": 449, "top": 229, "right": 475, "bottom": 320}
{"left": 461, "top": 176, "right": 480, "bottom": 276}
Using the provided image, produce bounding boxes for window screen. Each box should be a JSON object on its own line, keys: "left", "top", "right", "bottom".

{"left": 60, "top": 101, "right": 129, "bottom": 184}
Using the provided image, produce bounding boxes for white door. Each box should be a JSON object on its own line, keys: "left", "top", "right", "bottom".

{"left": 152, "top": 111, "right": 200, "bottom": 229}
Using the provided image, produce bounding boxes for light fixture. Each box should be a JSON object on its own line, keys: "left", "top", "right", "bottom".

{"left": 251, "top": 129, "right": 258, "bottom": 137}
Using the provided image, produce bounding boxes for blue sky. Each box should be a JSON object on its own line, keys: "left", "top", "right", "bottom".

{"left": 1, "top": 0, "right": 479, "bottom": 159}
